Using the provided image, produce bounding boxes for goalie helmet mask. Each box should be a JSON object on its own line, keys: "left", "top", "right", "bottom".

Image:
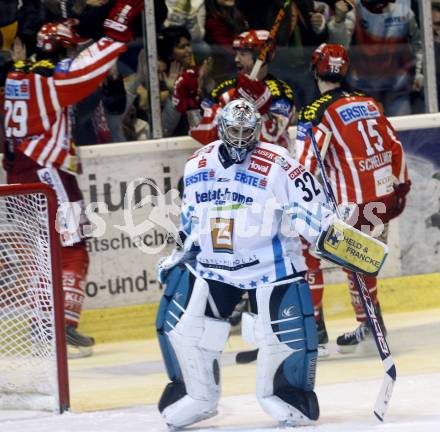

{"left": 311, "top": 43, "right": 349, "bottom": 82}
{"left": 218, "top": 99, "right": 261, "bottom": 163}
{"left": 36, "top": 19, "right": 89, "bottom": 54}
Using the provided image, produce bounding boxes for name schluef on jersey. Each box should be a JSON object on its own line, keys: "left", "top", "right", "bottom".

{"left": 181, "top": 141, "right": 328, "bottom": 289}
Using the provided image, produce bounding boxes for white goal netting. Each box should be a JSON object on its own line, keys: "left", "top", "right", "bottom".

{"left": 0, "top": 185, "right": 68, "bottom": 412}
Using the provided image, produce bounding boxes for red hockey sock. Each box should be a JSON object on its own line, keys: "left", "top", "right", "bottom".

{"left": 346, "top": 271, "right": 378, "bottom": 322}
{"left": 61, "top": 243, "right": 89, "bottom": 327}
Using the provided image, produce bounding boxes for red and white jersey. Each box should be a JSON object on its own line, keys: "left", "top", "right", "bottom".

{"left": 297, "top": 89, "right": 409, "bottom": 205}
{"left": 190, "top": 74, "right": 295, "bottom": 148}
{"left": 4, "top": 38, "right": 126, "bottom": 173}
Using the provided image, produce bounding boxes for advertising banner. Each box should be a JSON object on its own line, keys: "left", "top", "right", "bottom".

{"left": 397, "top": 126, "right": 440, "bottom": 275}
{"left": 77, "top": 138, "right": 198, "bottom": 309}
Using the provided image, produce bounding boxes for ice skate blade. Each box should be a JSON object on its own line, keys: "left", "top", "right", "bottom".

{"left": 67, "top": 345, "right": 93, "bottom": 359}
{"left": 337, "top": 338, "right": 376, "bottom": 355}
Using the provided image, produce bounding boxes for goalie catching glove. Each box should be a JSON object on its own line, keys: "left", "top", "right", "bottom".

{"left": 156, "top": 232, "right": 199, "bottom": 284}
{"left": 315, "top": 218, "right": 388, "bottom": 277}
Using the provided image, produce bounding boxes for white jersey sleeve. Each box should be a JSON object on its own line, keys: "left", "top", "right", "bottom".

{"left": 275, "top": 155, "right": 333, "bottom": 246}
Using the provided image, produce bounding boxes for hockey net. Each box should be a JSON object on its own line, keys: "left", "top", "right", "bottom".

{"left": 0, "top": 183, "right": 69, "bottom": 413}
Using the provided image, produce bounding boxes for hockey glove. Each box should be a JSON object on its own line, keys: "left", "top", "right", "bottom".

{"left": 156, "top": 249, "right": 186, "bottom": 284}
{"left": 172, "top": 69, "right": 200, "bottom": 113}
{"left": 156, "top": 231, "right": 199, "bottom": 284}
{"left": 103, "top": 0, "right": 144, "bottom": 43}
{"left": 315, "top": 218, "right": 388, "bottom": 277}
{"left": 236, "top": 74, "right": 273, "bottom": 115}
{"left": 389, "top": 180, "right": 411, "bottom": 220}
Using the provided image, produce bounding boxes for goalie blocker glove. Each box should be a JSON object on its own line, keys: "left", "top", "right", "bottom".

{"left": 103, "top": 0, "right": 144, "bottom": 43}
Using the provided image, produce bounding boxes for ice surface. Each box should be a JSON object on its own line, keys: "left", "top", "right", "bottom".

{"left": 1, "top": 372, "right": 439, "bottom": 432}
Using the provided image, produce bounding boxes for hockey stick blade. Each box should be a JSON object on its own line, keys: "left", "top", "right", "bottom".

{"left": 353, "top": 273, "right": 396, "bottom": 420}
{"left": 374, "top": 361, "right": 396, "bottom": 421}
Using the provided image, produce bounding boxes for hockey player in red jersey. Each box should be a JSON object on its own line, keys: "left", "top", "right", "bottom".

{"left": 3, "top": 0, "right": 144, "bottom": 357}
{"left": 297, "top": 43, "right": 411, "bottom": 354}
{"left": 172, "top": 29, "right": 296, "bottom": 148}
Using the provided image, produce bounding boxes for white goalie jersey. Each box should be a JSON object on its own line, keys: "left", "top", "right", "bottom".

{"left": 181, "top": 140, "right": 333, "bottom": 289}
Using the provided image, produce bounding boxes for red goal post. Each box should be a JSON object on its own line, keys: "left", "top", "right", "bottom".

{"left": 0, "top": 183, "right": 69, "bottom": 413}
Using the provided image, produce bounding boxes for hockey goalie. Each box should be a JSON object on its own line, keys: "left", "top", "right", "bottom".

{"left": 155, "top": 99, "right": 388, "bottom": 429}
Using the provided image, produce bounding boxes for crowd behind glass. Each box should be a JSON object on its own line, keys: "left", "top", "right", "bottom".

{"left": 1, "top": 0, "right": 439, "bottom": 145}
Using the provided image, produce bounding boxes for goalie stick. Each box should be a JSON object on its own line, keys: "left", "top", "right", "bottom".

{"left": 249, "top": 0, "right": 292, "bottom": 80}
{"left": 300, "top": 121, "right": 396, "bottom": 421}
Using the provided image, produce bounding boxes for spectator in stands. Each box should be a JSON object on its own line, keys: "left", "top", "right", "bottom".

{"left": 236, "top": 1, "right": 329, "bottom": 107}
{"left": 327, "top": 0, "right": 423, "bottom": 116}
{"left": 276, "top": 0, "right": 330, "bottom": 107}
{"left": 125, "top": 25, "right": 214, "bottom": 138}
{"left": 205, "top": 0, "right": 248, "bottom": 46}
{"left": 165, "top": 0, "right": 205, "bottom": 42}
{"left": 204, "top": 0, "right": 248, "bottom": 82}
{"left": 433, "top": 0, "right": 440, "bottom": 108}
{"left": 159, "top": 25, "right": 214, "bottom": 136}
{"left": 172, "top": 29, "right": 295, "bottom": 148}
{"left": 164, "top": 0, "right": 210, "bottom": 63}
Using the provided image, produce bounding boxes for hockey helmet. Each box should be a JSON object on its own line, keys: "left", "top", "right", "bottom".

{"left": 218, "top": 99, "right": 261, "bottom": 163}
{"left": 311, "top": 43, "right": 349, "bottom": 82}
{"left": 37, "top": 19, "right": 89, "bottom": 53}
{"left": 232, "top": 29, "right": 275, "bottom": 55}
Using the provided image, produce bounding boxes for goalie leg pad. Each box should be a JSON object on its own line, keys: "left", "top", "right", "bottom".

{"left": 255, "top": 279, "right": 319, "bottom": 425}
{"left": 156, "top": 266, "right": 190, "bottom": 381}
{"left": 159, "top": 276, "right": 231, "bottom": 429}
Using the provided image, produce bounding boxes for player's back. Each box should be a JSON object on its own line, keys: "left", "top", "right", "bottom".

{"left": 4, "top": 60, "right": 74, "bottom": 171}
{"left": 325, "top": 92, "right": 398, "bottom": 203}
{"left": 4, "top": 61, "right": 62, "bottom": 140}
{"left": 298, "top": 89, "right": 404, "bottom": 205}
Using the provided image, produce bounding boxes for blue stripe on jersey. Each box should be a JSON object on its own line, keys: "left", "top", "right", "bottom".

{"left": 272, "top": 235, "right": 287, "bottom": 280}
{"left": 286, "top": 203, "right": 322, "bottom": 233}
{"left": 180, "top": 205, "right": 194, "bottom": 235}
